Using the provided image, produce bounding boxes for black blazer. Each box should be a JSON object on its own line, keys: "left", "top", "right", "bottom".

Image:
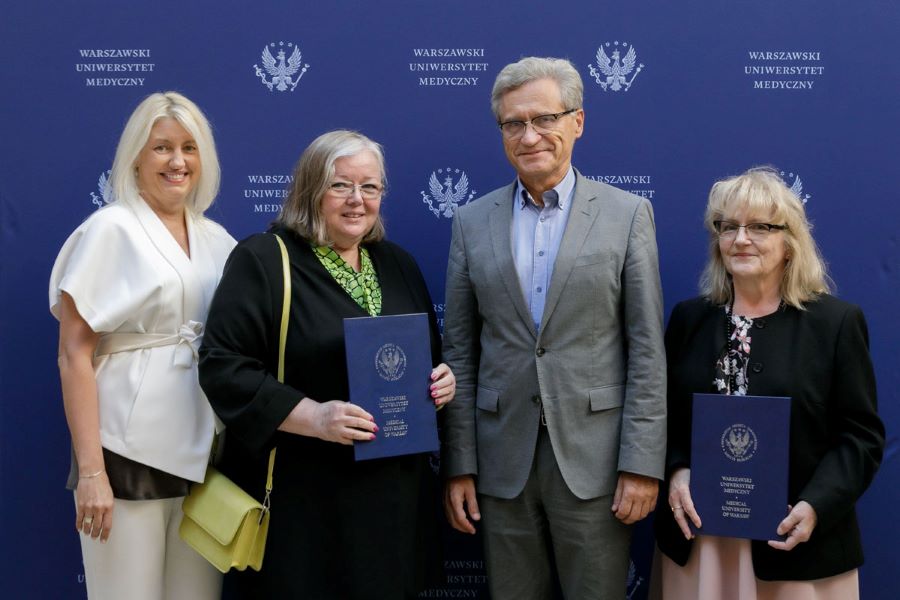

{"left": 654, "top": 295, "right": 884, "bottom": 581}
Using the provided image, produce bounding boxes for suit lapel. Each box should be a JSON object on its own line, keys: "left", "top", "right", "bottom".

{"left": 184, "top": 212, "right": 218, "bottom": 319}
{"left": 540, "top": 172, "right": 602, "bottom": 332}
{"left": 131, "top": 198, "right": 204, "bottom": 322}
{"left": 488, "top": 184, "right": 537, "bottom": 337}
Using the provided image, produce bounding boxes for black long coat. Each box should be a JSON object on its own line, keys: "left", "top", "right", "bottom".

{"left": 199, "top": 227, "right": 442, "bottom": 599}
{"left": 654, "top": 294, "right": 884, "bottom": 581}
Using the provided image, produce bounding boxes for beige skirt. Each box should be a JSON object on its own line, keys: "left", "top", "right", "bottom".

{"left": 649, "top": 536, "right": 858, "bottom": 600}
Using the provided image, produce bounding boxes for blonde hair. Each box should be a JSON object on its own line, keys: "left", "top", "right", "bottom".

{"left": 276, "top": 130, "right": 386, "bottom": 246}
{"left": 108, "top": 92, "right": 220, "bottom": 215}
{"left": 699, "top": 167, "right": 832, "bottom": 308}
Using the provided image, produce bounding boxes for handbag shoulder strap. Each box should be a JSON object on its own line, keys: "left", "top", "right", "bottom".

{"left": 274, "top": 233, "right": 291, "bottom": 384}
{"left": 263, "top": 233, "right": 291, "bottom": 510}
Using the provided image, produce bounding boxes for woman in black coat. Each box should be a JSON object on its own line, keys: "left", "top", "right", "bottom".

{"left": 199, "top": 130, "right": 455, "bottom": 599}
{"left": 653, "top": 168, "right": 884, "bottom": 599}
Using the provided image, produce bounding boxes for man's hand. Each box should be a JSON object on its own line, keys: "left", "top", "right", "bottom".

{"left": 611, "top": 472, "right": 658, "bottom": 524}
{"left": 444, "top": 475, "right": 481, "bottom": 534}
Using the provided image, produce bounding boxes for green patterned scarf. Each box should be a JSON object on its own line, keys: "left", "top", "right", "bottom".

{"left": 312, "top": 245, "right": 382, "bottom": 316}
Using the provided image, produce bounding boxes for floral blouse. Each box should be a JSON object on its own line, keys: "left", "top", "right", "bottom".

{"left": 713, "top": 309, "right": 754, "bottom": 396}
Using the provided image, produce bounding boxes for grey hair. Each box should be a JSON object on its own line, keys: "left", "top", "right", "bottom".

{"left": 276, "top": 130, "right": 386, "bottom": 246}
{"left": 491, "top": 57, "right": 584, "bottom": 120}
{"left": 108, "top": 92, "right": 220, "bottom": 215}
{"left": 699, "top": 166, "right": 832, "bottom": 309}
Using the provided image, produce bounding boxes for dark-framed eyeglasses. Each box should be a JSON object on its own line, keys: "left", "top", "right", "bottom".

{"left": 328, "top": 181, "right": 384, "bottom": 200}
{"left": 713, "top": 220, "right": 788, "bottom": 240}
{"left": 498, "top": 109, "right": 579, "bottom": 140}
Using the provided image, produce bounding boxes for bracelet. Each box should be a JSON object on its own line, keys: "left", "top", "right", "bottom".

{"left": 79, "top": 469, "right": 105, "bottom": 480}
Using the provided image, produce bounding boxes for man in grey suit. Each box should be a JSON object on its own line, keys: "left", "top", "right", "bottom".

{"left": 441, "top": 57, "right": 666, "bottom": 599}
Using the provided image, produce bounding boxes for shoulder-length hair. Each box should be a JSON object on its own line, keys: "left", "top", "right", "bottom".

{"left": 700, "top": 166, "right": 832, "bottom": 309}
{"left": 276, "top": 130, "right": 386, "bottom": 246}
{"left": 491, "top": 57, "right": 583, "bottom": 120}
{"left": 108, "top": 92, "right": 220, "bottom": 215}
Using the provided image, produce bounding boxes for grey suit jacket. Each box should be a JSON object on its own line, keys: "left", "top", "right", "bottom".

{"left": 442, "top": 170, "right": 666, "bottom": 500}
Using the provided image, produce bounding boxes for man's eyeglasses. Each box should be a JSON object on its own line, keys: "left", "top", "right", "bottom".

{"left": 498, "top": 109, "right": 578, "bottom": 140}
{"left": 713, "top": 221, "right": 788, "bottom": 240}
{"left": 328, "top": 181, "right": 384, "bottom": 200}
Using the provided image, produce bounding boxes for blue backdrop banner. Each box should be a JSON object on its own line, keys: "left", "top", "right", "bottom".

{"left": 2, "top": 1, "right": 898, "bottom": 598}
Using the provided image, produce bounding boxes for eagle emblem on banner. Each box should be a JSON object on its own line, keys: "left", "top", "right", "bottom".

{"left": 626, "top": 560, "right": 644, "bottom": 600}
{"left": 588, "top": 42, "right": 644, "bottom": 92}
{"left": 253, "top": 42, "right": 309, "bottom": 92}
{"left": 90, "top": 169, "right": 111, "bottom": 209}
{"left": 421, "top": 168, "right": 477, "bottom": 219}
{"left": 780, "top": 171, "right": 811, "bottom": 204}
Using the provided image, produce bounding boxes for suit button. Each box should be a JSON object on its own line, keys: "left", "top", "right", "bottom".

{"left": 754, "top": 320, "right": 766, "bottom": 329}
{"left": 536, "top": 347, "right": 545, "bottom": 357}
{"left": 751, "top": 362, "right": 763, "bottom": 373}
{"left": 532, "top": 395, "right": 541, "bottom": 404}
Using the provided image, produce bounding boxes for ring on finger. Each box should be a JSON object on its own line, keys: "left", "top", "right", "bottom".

{"left": 84, "top": 516, "right": 94, "bottom": 526}
{"left": 671, "top": 505, "right": 683, "bottom": 512}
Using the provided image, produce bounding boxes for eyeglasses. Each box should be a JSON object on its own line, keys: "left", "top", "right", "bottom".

{"left": 328, "top": 181, "right": 383, "bottom": 200}
{"left": 713, "top": 221, "right": 788, "bottom": 240}
{"left": 498, "top": 109, "right": 578, "bottom": 140}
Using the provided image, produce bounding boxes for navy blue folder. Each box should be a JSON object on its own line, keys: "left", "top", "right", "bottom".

{"left": 689, "top": 393, "right": 790, "bottom": 540}
{"left": 343, "top": 313, "right": 438, "bottom": 461}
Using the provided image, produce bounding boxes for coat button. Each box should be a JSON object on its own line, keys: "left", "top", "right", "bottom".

{"left": 532, "top": 395, "right": 541, "bottom": 404}
{"left": 754, "top": 320, "right": 766, "bottom": 329}
{"left": 751, "top": 362, "right": 763, "bottom": 373}
{"left": 536, "top": 347, "right": 545, "bottom": 357}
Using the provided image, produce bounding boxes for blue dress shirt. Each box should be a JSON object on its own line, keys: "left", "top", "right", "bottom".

{"left": 511, "top": 168, "right": 576, "bottom": 333}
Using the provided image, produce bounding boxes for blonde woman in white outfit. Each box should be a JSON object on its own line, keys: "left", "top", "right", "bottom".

{"left": 50, "top": 92, "right": 236, "bottom": 600}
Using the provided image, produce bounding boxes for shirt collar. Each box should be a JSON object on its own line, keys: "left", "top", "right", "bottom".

{"left": 516, "top": 167, "right": 576, "bottom": 210}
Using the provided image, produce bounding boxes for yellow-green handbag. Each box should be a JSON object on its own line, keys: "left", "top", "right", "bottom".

{"left": 179, "top": 234, "right": 291, "bottom": 573}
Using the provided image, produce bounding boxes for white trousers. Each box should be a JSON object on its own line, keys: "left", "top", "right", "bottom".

{"left": 77, "top": 495, "right": 222, "bottom": 600}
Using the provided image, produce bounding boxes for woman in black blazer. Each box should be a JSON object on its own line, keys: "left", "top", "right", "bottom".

{"left": 654, "top": 168, "right": 884, "bottom": 599}
{"left": 199, "top": 131, "right": 455, "bottom": 599}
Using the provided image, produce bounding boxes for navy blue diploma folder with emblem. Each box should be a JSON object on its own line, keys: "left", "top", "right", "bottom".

{"left": 689, "top": 393, "right": 790, "bottom": 540}
{"left": 344, "top": 313, "right": 438, "bottom": 461}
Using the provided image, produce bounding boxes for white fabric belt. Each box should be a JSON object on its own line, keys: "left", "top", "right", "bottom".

{"left": 94, "top": 320, "right": 204, "bottom": 368}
